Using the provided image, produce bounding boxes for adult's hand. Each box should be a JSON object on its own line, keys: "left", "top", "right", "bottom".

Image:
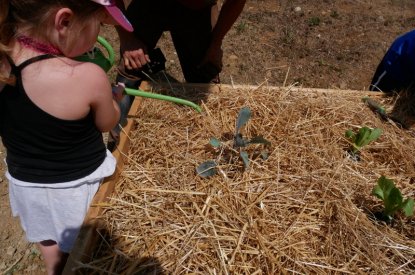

{"left": 113, "top": 0, "right": 150, "bottom": 71}
{"left": 119, "top": 31, "right": 151, "bottom": 71}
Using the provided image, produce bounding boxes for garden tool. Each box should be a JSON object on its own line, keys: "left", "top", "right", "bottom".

{"left": 362, "top": 97, "right": 388, "bottom": 121}
{"left": 362, "top": 97, "right": 404, "bottom": 127}
{"left": 141, "top": 47, "right": 166, "bottom": 75}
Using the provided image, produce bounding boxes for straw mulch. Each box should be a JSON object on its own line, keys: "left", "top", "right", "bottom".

{"left": 86, "top": 85, "right": 415, "bottom": 274}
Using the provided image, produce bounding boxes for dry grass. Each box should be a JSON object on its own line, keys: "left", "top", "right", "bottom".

{"left": 80, "top": 84, "right": 415, "bottom": 274}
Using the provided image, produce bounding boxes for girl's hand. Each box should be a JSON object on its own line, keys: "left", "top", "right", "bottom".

{"left": 112, "top": 82, "right": 125, "bottom": 102}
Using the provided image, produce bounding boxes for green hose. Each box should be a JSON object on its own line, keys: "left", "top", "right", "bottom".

{"left": 125, "top": 87, "right": 202, "bottom": 113}
{"left": 98, "top": 36, "right": 202, "bottom": 113}
{"left": 97, "top": 36, "right": 115, "bottom": 67}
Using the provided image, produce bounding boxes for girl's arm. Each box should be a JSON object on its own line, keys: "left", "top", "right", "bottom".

{"left": 86, "top": 64, "right": 121, "bottom": 132}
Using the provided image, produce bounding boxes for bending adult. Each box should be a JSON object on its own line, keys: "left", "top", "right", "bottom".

{"left": 106, "top": 0, "right": 246, "bottom": 151}
{"left": 115, "top": 0, "right": 246, "bottom": 83}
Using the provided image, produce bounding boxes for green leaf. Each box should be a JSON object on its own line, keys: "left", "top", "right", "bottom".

{"left": 209, "top": 137, "right": 221, "bottom": 148}
{"left": 367, "top": 128, "right": 382, "bottom": 142}
{"left": 384, "top": 187, "right": 403, "bottom": 217}
{"left": 196, "top": 160, "right": 217, "bottom": 178}
{"left": 358, "top": 127, "right": 380, "bottom": 147}
{"left": 345, "top": 129, "right": 355, "bottom": 141}
{"left": 354, "top": 127, "right": 371, "bottom": 147}
{"left": 402, "top": 198, "right": 414, "bottom": 217}
{"left": 248, "top": 136, "right": 271, "bottom": 145}
{"left": 372, "top": 176, "right": 394, "bottom": 200}
{"left": 235, "top": 107, "right": 251, "bottom": 134}
{"left": 240, "top": 151, "right": 250, "bottom": 169}
{"left": 347, "top": 127, "right": 382, "bottom": 154}
{"left": 377, "top": 176, "right": 395, "bottom": 199}
{"left": 357, "top": 127, "right": 381, "bottom": 148}
{"left": 372, "top": 185, "right": 385, "bottom": 200}
{"left": 372, "top": 176, "right": 413, "bottom": 219}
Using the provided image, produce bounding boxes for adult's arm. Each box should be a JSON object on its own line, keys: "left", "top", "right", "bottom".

{"left": 114, "top": 0, "right": 150, "bottom": 70}
{"left": 203, "top": 0, "right": 246, "bottom": 68}
{"left": 212, "top": 0, "right": 246, "bottom": 49}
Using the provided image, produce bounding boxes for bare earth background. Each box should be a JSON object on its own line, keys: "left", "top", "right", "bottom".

{"left": 1, "top": 0, "right": 415, "bottom": 273}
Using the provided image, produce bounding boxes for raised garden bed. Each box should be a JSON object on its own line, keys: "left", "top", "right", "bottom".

{"left": 64, "top": 83, "right": 415, "bottom": 274}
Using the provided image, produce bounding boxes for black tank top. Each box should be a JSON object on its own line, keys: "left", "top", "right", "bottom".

{"left": 0, "top": 54, "right": 106, "bottom": 183}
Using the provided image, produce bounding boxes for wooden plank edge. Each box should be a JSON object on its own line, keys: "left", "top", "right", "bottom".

{"left": 63, "top": 96, "right": 143, "bottom": 274}
{"left": 157, "top": 82, "right": 386, "bottom": 97}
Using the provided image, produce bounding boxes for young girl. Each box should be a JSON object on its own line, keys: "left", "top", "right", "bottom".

{"left": 0, "top": 0, "right": 133, "bottom": 274}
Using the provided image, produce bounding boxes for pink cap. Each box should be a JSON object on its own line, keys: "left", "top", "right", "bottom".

{"left": 90, "top": 0, "right": 134, "bottom": 32}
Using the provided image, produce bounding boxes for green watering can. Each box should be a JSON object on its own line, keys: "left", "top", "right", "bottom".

{"left": 75, "top": 36, "right": 202, "bottom": 112}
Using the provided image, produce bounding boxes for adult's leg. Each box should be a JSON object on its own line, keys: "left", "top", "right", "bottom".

{"left": 38, "top": 240, "right": 68, "bottom": 275}
{"left": 169, "top": 4, "right": 220, "bottom": 83}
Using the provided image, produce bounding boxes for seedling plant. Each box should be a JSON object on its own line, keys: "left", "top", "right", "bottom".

{"left": 196, "top": 107, "right": 271, "bottom": 178}
{"left": 372, "top": 176, "right": 414, "bottom": 223}
{"left": 345, "top": 126, "right": 382, "bottom": 160}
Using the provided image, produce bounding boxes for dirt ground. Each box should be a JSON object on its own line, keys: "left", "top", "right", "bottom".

{"left": 1, "top": 0, "right": 415, "bottom": 273}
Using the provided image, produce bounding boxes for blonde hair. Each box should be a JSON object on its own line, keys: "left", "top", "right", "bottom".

{"left": 0, "top": 0, "right": 104, "bottom": 85}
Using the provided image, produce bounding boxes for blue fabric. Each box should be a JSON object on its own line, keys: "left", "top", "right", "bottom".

{"left": 370, "top": 29, "right": 415, "bottom": 92}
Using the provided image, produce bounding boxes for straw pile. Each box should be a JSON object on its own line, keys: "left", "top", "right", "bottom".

{"left": 86, "top": 85, "right": 415, "bottom": 274}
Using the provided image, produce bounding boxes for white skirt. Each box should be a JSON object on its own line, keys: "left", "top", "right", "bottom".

{"left": 7, "top": 150, "right": 116, "bottom": 253}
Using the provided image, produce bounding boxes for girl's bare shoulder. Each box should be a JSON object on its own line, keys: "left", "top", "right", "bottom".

{"left": 47, "top": 57, "right": 111, "bottom": 95}
{"left": 60, "top": 57, "right": 108, "bottom": 80}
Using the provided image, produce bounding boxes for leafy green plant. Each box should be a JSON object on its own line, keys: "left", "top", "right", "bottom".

{"left": 236, "top": 21, "right": 248, "bottom": 34}
{"left": 196, "top": 107, "right": 271, "bottom": 178}
{"left": 345, "top": 126, "right": 382, "bottom": 157}
{"left": 308, "top": 17, "right": 321, "bottom": 27}
{"left": 372, "top": 176, "right": 414, "bottom": 222}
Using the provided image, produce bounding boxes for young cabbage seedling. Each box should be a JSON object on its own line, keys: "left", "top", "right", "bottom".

{"left": 196, "top": 107, "right": 271, "bottom": 178}
{"left": 345, "top": 126, "right": 382, "bottom": 159}
{"left": 372, "top": 176, "right": 414, "bottom": 223}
